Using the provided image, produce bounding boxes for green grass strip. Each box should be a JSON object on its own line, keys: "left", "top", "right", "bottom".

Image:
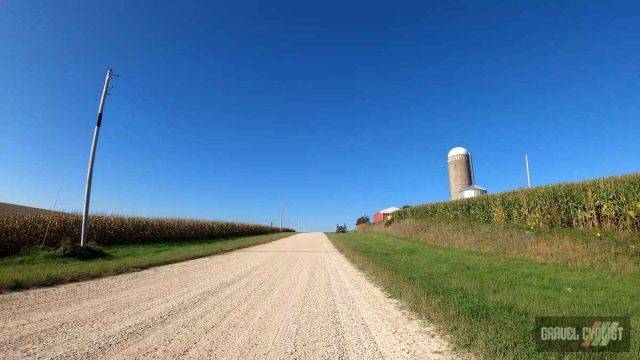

{"left": 0, "top": 233, "right": 292, "bottom": 292}
{"left": 328, "top": 232, "right": 639, "bottom": 359}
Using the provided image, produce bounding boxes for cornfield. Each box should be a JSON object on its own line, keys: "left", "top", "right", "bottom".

{"left": 0, "top": 212, "right": 293, "bottom": 256}
{"left": 394, "top": 173, "right": 640, "bottom": 232}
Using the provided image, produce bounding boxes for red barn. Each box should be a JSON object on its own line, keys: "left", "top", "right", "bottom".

{"left": 373, "top": 207, "right": 400, "bottom": 223}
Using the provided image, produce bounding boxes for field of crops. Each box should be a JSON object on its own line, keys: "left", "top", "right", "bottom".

{"left": 394, "top": 173, "right": 640, "bottom": 232}
{"left": 0, "top": 212, "right": 293, "bottom": 256}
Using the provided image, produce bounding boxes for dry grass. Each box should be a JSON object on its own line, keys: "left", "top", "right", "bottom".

{"left": 360, "top": 218, "right": 640, "bottom": 274}
{"left": 0, "top": 212, "right": 293, "bottom": 256}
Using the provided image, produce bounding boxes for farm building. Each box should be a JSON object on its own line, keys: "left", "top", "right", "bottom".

{"left": 458, "top": 185, "right": 487, "bottom": 199}
{"left": 447, "top": 146, "right": 487, "bottom": 200}
{"left": 373, "top": 207, "right": 400, "bottom": 223}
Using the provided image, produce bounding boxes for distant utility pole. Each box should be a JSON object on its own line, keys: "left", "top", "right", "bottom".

{"left": 298, "top": 219, "right": 301, "bottom": 232}
{"left": 279, "top": 198, "right": 283, "bottom": 231}
{"left": 80, "top": 68, "right": 115, "bottom": 247}
{"left": 524, "top": 154, "right": 531, "bottom": 188}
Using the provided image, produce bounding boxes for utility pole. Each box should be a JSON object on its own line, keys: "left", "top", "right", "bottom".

{"left": 524, "top": 154, "right": 531, "bottom": 188}
{"left": 80, "top": 68, "right": 114, "bottom": 247}
{"left": 279, "top": 198, "right": 283, "bottom": 231}
{"left": 298, "top": 219, "right": 301, "bottom": 232}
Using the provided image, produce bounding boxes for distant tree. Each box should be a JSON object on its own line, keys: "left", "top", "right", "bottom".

{"left": 356, "top": 215, "right": 370, "bottom": 226}
{"left": 402, "top": 205, "right": 412, "bottom": 209}
{"left": 335, "top": 224, "right": 348, "bottom": 233}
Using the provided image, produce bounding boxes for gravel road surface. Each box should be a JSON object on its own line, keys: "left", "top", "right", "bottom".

{"left": 0, "top": 232, "right": 457, "bottom": 359}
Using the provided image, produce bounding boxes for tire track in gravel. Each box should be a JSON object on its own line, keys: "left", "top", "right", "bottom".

{"left": 0, "top": 233, "right": 460, "bottom": 359}
{"left": 101, "top": 254, "right": 291, "bottom": 359}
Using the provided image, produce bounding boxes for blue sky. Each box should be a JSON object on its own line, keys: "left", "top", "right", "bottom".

{"left": 1, "top": 1, "right": 639, "bottom": 231}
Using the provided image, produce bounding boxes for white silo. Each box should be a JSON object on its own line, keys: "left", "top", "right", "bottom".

{"left": 447, "top": 147, "right": 473, "bottom": 200}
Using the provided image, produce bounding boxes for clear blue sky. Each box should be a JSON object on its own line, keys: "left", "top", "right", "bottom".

{"left": 1, "top": 1, "right": 639, "bottom": 231}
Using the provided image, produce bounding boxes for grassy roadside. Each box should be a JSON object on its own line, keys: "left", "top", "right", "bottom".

{"left": 0, "top": 233, "right": 293, "bottom": 292}
{"left": 328, "top": 232, "right": 639, "bottom": 359}
{"left": 360, "top": 219, "right": 640, "bottom": 274}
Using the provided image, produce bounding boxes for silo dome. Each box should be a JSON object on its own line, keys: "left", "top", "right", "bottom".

{"left": 448, "top": 147, "right": 469, "bottom": 159}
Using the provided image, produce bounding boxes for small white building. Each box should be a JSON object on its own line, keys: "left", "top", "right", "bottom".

{"left": 458, "top": 185, "right": 487, "bottom": 199}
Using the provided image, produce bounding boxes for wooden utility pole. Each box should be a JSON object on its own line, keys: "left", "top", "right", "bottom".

{"left": 279, "top": 198, "right": 283, "bottom": 231}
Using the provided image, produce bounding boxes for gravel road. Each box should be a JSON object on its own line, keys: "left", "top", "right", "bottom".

{"left": 0, "top": 232, "right": 457, "bottom": 359}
